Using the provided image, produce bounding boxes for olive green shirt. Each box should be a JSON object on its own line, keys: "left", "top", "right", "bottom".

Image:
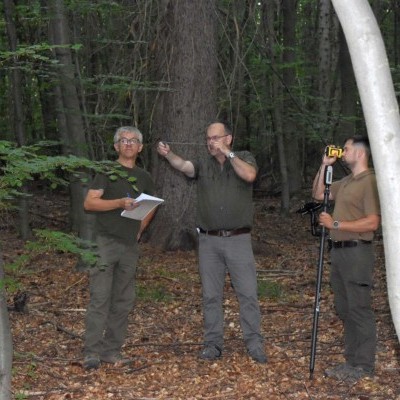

{"left": 90, "top": 164, "right": 155, "bottom": 245}
{"left": 192, "top": 151, "right": 257, "bottom": 230}
{"left": 330, "top": 169, "right": 380, "bottom": 241}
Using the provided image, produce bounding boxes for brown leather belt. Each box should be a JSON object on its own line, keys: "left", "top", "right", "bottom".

{"left": 329, "top": 239, "right": 372, "bottom": 249}
{"left": 198, "top": 227, "right": 251, "bottom": 237}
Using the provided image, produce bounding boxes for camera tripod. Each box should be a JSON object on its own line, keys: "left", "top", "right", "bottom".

{"left": 309, "top": 165, "right": 333, "bottom": 379}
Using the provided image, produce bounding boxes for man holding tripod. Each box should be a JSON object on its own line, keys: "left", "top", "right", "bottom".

{"left": 312, "top": 136, "right": 380, "bottom": 381}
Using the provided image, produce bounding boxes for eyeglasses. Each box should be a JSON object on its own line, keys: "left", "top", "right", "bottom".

{"left": 118, "top": 137, "right": 141, "bottom": 145}
{"left": 206, "top": 134, "right": 229, "bottom": 142}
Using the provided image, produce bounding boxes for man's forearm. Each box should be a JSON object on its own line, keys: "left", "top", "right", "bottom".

{"left": 229, "top": 157, "right": 257, "bottom": 182}
{"left": 165, "top": 152, "right": 195, "bottom": 177}
{"left": 84, "top": 196, "right": 124, "bottom": 212}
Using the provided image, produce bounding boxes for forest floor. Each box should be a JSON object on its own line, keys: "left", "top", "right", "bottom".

{"left": 2, "top": 190, "right": 400, "bottom": 400}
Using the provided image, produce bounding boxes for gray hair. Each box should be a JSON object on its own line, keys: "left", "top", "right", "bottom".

{"left": 113, "top": 126, "right": 143, "bottom": 143}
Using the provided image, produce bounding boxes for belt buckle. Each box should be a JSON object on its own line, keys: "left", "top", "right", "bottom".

{"left": 220, "top": 230, "right": 231, "bottom": 237}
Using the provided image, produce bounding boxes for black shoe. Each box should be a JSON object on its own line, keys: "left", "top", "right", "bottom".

{"left": 83, "top": 354, "right": 100, "bottom": 370}
{"left": 248, "top": 344, "right": 267, "bottom": 364}
{"left": 343, "top": 366, "right": 374, "bottom": 382}
{"left": 325, "top": 363, "right": 373, "bottom": 381}
{"left": 100, "top": 352, "right": 132, "bottom": 366}
{"left": 199, "top": 345, "right": 222, "bottom": 361}
{"left": 325, "top": 362, "right": 353, "bottom": 379}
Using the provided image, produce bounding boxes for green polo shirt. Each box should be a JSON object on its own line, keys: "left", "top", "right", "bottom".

{"left": 330, "top": 169, "right": 380, "bottom": 241}
{"left": 90, "top": 164, "right": 155, "bottom": 244}
{"left": 192, "top": 151, "right": 257, "bottom": 231}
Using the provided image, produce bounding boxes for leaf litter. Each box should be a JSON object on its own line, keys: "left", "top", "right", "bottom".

{"left": 2, "top": 191, "right": 400, "bottom": 399}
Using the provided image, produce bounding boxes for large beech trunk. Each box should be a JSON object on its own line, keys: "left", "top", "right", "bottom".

{"left": 332, "top": 0, "right": 400, "bottom": 341}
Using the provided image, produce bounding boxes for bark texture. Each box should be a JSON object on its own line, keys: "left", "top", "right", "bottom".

{"left": 332, "top": 0, "right": 400, "bottom": 342}
{"left": 148, "top": 0, "right": 218, "bottom": 250}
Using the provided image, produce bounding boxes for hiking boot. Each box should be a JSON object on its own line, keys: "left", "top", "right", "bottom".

{"left": 83, "top": 354, "right": 100, "bottom": 370}
{"left": 199, "top": 345, "right": 222, "bottom": 361}
{"left": 325, "top": 362, "right": 353, "bottom": 379}
{"left": 247, "top": 344, "right": 267, "bottom": 364}
{"left": 343, "top": 366, "right": 374, "bottom": 382}
{"left": 100, "top": 353, "right": 132, "bottom": 366}
{"left": 325, "top": 363, "right": 373, "bottom": 381}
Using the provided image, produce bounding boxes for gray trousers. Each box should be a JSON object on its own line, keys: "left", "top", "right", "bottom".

{"left": 330, "top": 243, "right": 376, "bottom": 371}
{"left": 198, "top": 232, "right": 263, "bottom": 350}
{"left": 84, "top": 235, "right": 138, "bottom": 357}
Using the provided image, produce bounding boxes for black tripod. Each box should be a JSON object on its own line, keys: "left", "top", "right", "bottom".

{"left": 309, "top": 165, "right": 333, "bottom": 379}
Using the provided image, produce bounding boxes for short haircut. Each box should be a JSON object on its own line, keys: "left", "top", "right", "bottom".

{"left": 114, "top": 126, "right": 143, "bottom": 143}
{"left": 208, "top": 121, "right": 233, "bottom": 136}
{"left": 345, "top": 135, "right": 371, "bottom": 157}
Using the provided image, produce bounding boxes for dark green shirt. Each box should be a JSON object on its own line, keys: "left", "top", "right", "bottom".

{"left": 90, "top": 164, "right": 155, "bottom": 244}
{"left": 192, "top": 151, "right": 257, "bottom": 230}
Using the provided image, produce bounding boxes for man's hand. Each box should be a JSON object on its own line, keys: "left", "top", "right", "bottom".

{"left": 322, "top": 146, "right": 339, "bottom": 166}
{"left": 122, "top": 197, "right": 140, "bottom": 211}
{"left": 157, "top": 141, "right": 171, "bottom": 157}
{"left": 319, "top": 211, "right": 334, "bottom": 229}
{"left": 156, "top": 141, "right": 195, "bottom": 177}
{"left": 210, "top": 140, "right": 230, "bottom": 157}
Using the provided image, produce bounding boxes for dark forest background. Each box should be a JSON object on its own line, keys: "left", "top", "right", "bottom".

{"left": 0, "top": 0, "right": 399, "bottom": 249}
{"left": 1, "top": 2, "right": 400, "bottom": 398}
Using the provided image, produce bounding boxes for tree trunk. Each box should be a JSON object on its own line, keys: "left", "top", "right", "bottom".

{"left": 148, "top": 0, "right": 217, "bottom": 250}
{"left": 314, "top": 0, "right": 341, "bottom": 143}
{"left": 0, "top": 250, "right": 13, "bottom": 400}
{"left": 317, "top": 0, "right": 332, "bottom": 121}
{"left": 337, "top": 27, "right": 357, "bottom": 143}
{"left": 282, "top": 0, "right": 302, "bottom": 196}
{"left": 394, "top": 0, "right": 400, "bottom": 66}
{"left": 48, "top": 0, "right": 96, "bottom": 249}
{"left": 331, "top": 0, "right": 400, "bottom": 342}
{"left": 3, "top": 0, "right": 31, "bottom": 240}
{"left": 263, "top": 0, "right": 290, "bottom": 211}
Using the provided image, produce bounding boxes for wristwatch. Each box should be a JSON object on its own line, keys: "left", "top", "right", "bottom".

{"left": 332, "top": 220, "right": 340, "bottom": 230}
{"left": 227, "top": 152, "right": 236, "bottom": 159}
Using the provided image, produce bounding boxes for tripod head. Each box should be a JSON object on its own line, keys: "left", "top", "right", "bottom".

{"left": 296, "top": 202, "right": 323, "bottom": 236}
{"left": 298, "top": 165, "right": 334, "bottom": 236}
{"left": 297, "top": 202, "right": 323, "bottom": 215}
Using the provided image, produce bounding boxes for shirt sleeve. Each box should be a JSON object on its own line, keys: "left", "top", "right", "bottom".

{"left": 90, "top": 174, "right": 108, "bottom": 191}
{"left": 237, "top": 151, "right": 258, "bottom": 171}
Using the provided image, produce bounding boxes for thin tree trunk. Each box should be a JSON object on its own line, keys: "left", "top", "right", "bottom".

{"left": 337, "top": 27, "right": 357, "bottom": 143}
{"left": 315, "top": 0, "right": 341, "bottom": 142}
{"left": 3, "top": 0, "right": 31, "bottom": 240}
{"left": 48, "top": 0, "right": 95, "bottom": 250}
{"left": 263, "top": 0, "right": 290, "bottom": 211}
{"left": 282, "top": 0, "right": 302, "bottom": 196}
{"left": 331, "top": 0, "right": 400, "bottom": 342}
{"left": 0, "top": 250, "right": 13, "bottom": 400}
{"left": 317, "top": 0, "right": 332, "bottom": 121}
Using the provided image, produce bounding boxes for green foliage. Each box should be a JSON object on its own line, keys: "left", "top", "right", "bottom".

{"left": 257, "top": 279, "right": 283, "bottom": 300}
{"left": 0, "top": 140, "right": 137, "bottom": 210}
{"left": 0, "top": 274, "right": 21, "bottom": 293}
{"left": 25, "top": 361, "right": 37, "bottom": 379}
{"left": 0, "top": 44, "right": 78, "bottom": 67}
{"left": 14, "top": 393, "right": 28, "bottom": 400}
{"left": 0, "top": 140, "right": 138, "bottom": 288}
{"left": 5, "top": 229, "right": 99, "bottom": 279}
{"left": 13, "top": 352, "right": 37, "bottom": 398}
{"left": 136, "top": 284, "right": 173, "bottom": 302}
{"left": 65, "top": 0, "right": 123, "bottom": 15}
